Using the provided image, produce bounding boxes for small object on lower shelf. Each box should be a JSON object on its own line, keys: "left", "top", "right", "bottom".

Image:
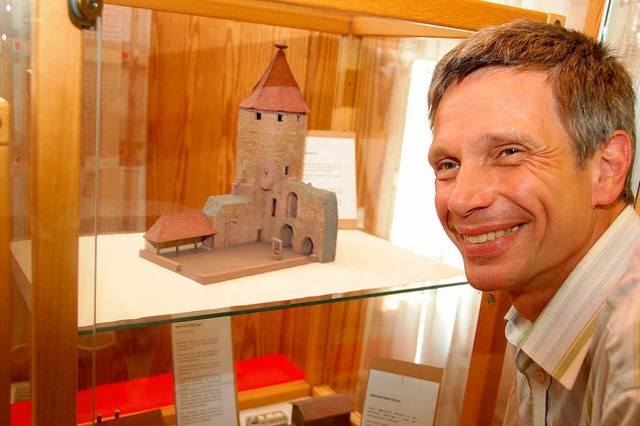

{"left": 246, "top": 410, "right": 289, "bottom": 425}
{"left": 96, "top": 408, "right": 166, "bottom": 425}
{"left": 291, "top": 394, "right": 352, "bottom": 426}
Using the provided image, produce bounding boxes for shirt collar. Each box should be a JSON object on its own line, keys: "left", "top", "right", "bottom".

{"left": 504, "top": 206, "right": 640, "bottom": 389}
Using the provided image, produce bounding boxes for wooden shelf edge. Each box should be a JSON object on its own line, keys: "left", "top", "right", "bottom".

{"left": 105, "top": 0, "right": 352, "bottom": 34}
{"left": 237, "top": 379, "right": 311, "bottom": 410}
{"left": 105, "top": 0, "right": 560, "bottom": 36}
{"left": 351, "top": 16, "right": 472, "bottom": 39}
{"left": 271, "top": 0, "right": 552, "bottom": 31}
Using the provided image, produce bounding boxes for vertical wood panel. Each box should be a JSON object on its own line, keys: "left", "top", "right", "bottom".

{"left": 353, "top": 37, "right": 402, "bottom": 235}
{"left": 0, "top": 98, "right": 11, "bottom": 426}
{"left": 30, "top": 1, "right": 81, "bottom": 424}
{"left": 303, "top": 34, "right": 342, "bottom": 130}
{"left": 583, "top": 0, "right": 607, "bottom": 38}
{"left": 322, "top": 300, "right": 367, "bottom": 394}
{"left": 300, "top": 304, "right": 332, "bottom": 386}
{"left": 331, "top": 36, "right": 361, "bottom": 131}
{"left": 279, "top": 306, "right": 311, "bottom": 368}
{"left": 460, "top": 291, "right": 511, "bottom": 426}
{"left": 231, "top": 310, "right": 286, "bottom": 359}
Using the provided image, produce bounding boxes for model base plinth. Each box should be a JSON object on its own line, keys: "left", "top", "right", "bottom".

{"left": 139, "top": 241, "right": 312, "bottom": 284}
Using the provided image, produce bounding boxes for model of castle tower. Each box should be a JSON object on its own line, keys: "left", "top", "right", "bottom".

{"left": 142, "top": 46, "right": 338, "bottom": 279}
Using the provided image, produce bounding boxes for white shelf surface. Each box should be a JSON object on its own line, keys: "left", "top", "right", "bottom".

{"left": 12, "top": 230, "right": 465, "bottom": 330}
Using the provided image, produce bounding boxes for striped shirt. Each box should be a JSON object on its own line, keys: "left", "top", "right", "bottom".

{"left": 503, "top": 206, "right": 640, "bottom": 425}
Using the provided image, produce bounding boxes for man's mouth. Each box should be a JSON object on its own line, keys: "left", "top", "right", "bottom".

{"left": 463, "top": 225, "right": 521, "bottom": 244}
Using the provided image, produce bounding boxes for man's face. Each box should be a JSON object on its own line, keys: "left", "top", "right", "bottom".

{"left": 429, "top": 68, "right": 599, "bottom": 297}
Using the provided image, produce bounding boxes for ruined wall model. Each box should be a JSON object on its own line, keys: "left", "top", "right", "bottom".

{"left": 144, "top": 46, "right": 338, "bottom": 264}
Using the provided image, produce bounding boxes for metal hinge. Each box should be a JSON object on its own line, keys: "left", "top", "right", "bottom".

{"left": 68, "top": 0, "right": 103, "bottom": 30}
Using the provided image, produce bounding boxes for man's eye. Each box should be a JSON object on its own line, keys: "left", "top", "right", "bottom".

{"left": 434, "top": 160, "right": 459, "bottom": 178}
{"left": 437, "top": 161, "right": 458, "bottom": 171}
{"left": 500, "top": 147, "right": 520, "bottom": 157}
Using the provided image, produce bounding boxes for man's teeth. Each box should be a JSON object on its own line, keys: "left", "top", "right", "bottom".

{"left": 464, "top": 225, "right": 520, "bottom": 244}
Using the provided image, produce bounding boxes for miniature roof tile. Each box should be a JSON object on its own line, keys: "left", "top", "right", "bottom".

{"left": 144, "top": 211, "right": 217, "bottom": 244}
{"left": 239, "top": 47, "right": 310, "bottom": 114}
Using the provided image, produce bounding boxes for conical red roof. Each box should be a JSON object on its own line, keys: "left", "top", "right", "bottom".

{"left": 239, "top": 47, "right": 310, "bottom": 114}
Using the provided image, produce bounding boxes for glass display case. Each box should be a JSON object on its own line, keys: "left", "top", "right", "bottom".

{"left": 2, "top": 1, "right": 597, "bottom": 425}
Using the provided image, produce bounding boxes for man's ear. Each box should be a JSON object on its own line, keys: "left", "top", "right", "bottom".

{"left": 591, "top": 130, "right": 633, "bottom": 206}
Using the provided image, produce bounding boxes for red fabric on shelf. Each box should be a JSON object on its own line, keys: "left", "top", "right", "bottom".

{"left": 11, "top": 373, "right": 175, "bottom": 425}
{"left": 235, "top": 353, "right": 305, "bottom": 392}
{"left": 10, "top": 353, "right": 304, "bottom": 424}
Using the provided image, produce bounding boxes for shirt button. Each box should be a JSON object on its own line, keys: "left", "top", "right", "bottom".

{"left": 535, "top": 369, "right": 547, "bottom": 384}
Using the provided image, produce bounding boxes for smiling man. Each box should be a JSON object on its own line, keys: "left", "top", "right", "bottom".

{"left": 427, "top": 20, "right": 640, "bottom": 424}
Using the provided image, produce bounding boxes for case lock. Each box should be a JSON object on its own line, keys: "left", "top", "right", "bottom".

{"left": 68, "top": 0, "right": 103, "bottom": 30}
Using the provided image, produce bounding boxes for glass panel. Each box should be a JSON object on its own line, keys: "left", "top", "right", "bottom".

{"left": 5, "top": 0, "right": 32, "bottom": 423}
{"left": 80, "top": 10, "right": 101, "bottom": 426}
{"left": 72, "top": 4, "right": 479, "bottom": 425}
{"left": 83, "top": 286, "right": 479, "bottom": 425}
{"left": 79, "top": 5, "right": 154, "bottom": 423}
{"left": 80, "top": 5, "right": 150, "bottom": 236}
{"left": 70, "top": 5, "right": 469, "bottom": 334}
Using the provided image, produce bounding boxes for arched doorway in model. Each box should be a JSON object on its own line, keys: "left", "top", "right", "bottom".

{"left": 280, "top": 224, "right": 294, "bottom": 248}
{"left": 301, "top": 237, "right": 314, "bottom": 256}
{"left": 286, "top": 192, "right": 298, "bottom": 218}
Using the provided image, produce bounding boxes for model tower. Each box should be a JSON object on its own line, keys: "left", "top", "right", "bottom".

{"left": 204, "top": 44, "right": 337, "bottom": 262}
{"left": 234, "top": 45, "right": 309, "bottom": 190}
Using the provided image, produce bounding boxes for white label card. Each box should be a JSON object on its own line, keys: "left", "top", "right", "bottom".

{"left": 172, "top": 317, "right": 238, "bottom": 426}
{"left": 361, "top": 358, "right": 442, "bottom": 426}
{"left": 304, "top": 131, "right": 358, "bottom": 226}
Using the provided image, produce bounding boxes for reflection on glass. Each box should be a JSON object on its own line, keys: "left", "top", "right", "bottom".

{"left": 5, "top": 0, "right": 32, "bottom": 421}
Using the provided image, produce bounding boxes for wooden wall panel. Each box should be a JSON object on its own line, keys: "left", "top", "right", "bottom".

{"left": 302, "top": 34, "right": 342, "bottom": 129}
{"left": 352, "top": 37, "right": 403, "bottom": 236}
{"left": 322, "top": 300, "right": 368, "bottom": 397}
{"left": 231, "top": 310, "right": 286, "bottom": 359}
{"left": 460, "top": 292, "right": 511, "bottom": 425}
{"left": 80, "top": 325, "right": 173, "bottom": 390}
{"left": 230, "top": 304, "right": 331, "bottom": 385}
{"left": 583, "top": 0, "right": 607, "bottom": 38}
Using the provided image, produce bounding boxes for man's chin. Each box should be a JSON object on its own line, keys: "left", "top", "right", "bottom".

{"left": 465, "top": 273, "right": 509, "bottom": 293}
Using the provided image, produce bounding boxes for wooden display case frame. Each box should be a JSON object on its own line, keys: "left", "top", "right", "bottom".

{"left": 1, "top": 1, "right": 610, "bottom": 425}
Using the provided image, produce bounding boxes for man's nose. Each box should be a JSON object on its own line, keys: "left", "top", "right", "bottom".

{"left": 446, "top": 166, "right": 495, "bottom": 216}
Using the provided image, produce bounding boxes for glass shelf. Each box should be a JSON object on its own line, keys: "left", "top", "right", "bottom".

{"left": 12, "top": 229, "right": 466, "bottom": 333}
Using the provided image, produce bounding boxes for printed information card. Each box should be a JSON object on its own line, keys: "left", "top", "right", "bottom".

{"left": 361, "top": 358, "right": 442, "bottom": 426}
{"left": 172, "top": 317, "right": 238, "bottom": 426}
{"left": 304, "top": 130, "right": 358, "bottom": 228}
